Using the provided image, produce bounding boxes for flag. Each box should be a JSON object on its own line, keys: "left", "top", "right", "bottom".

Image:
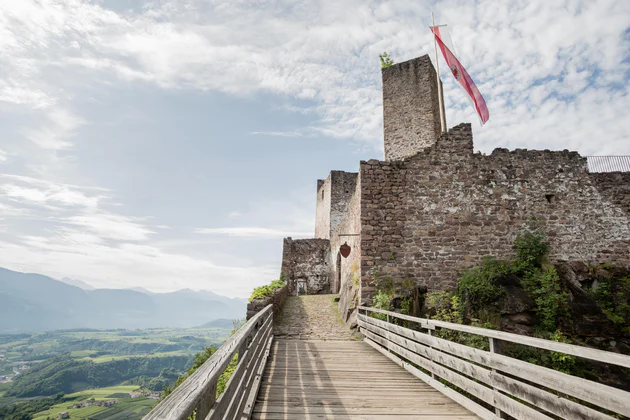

{"left": 430, "top": 25, "right": 490, "bottom": 125}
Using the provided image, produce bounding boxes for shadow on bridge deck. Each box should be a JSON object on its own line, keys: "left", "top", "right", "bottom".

{"left": 253, "top": 339, "right": 480, "bottom": 419}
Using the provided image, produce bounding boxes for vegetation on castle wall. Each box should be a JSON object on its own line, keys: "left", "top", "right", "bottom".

{"left": 369, "top": 267, "right": 414, "bottom": 322}
{"left": 589, "top": 272, "right": 630, "bottom": 334}
{"left": 418, "top": 222, "right": 630, "bottom": 383}
{"left": 248, "top": 274, "right": 286, "bottom": 302}
{"left": 379, "top": 52, "right": 394, "bottom": 68}
{"left": 428, "top": 223, "right": 569, "bottom": 335}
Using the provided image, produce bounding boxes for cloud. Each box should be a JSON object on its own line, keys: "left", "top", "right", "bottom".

{"left": 21, "top": 108, "right": 85, "bottom": 150}
{"left": 1, "top": 0, "right": 629, "bottom": 155}
{"left": 0, "top": 177, "right": 104, "bottom": 209}
{"left": 0, "top": 0, "right": 628, "bottom": 298}
{"left": 196, "top": 227, "right": 311, "bottom": 238}
{"left": 249, "top": 131, "right": 305, "bottom": 138}
{"left": 65, "top": 213, "right": 154, "bottom": 242}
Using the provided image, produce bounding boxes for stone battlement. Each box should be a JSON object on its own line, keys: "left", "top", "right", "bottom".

{"left": 279, "top": 55, "right": 630, "bottom": 323}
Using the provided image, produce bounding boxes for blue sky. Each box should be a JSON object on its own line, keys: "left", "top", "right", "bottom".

{"left": 0, "top": 0, "right": 628, "bottom": 297}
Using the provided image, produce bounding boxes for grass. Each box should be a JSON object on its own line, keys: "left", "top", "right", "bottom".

{"left": 71, "top": 350, "right": 99, "bottom": 357}
{"left": 31, "top": 386, "right": 155, "bottom": 420}
{"left": 79, "top": 350, "right": 192, "bottom": 364}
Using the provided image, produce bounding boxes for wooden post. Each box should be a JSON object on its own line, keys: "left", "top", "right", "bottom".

{"left": 489, "top": 337, "right": 505, "bottom": 419}
{"left": 428, "top": 329, "right": 436, "bottom": 379}
{"left": 195, "top": 381, "right": 217, "bottom": 420}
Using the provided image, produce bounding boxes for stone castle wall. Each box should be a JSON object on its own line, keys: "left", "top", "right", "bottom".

{"left": 281, "top": 53, "right": 629, "bottom": 326}
{"left": 330, "top": 175, "right": 362, "bottom": 322}
{"left": 315, "top": 179, "right": 331, "bottom": 239}
{"left": 382, "top": 55, "right": 443, "bottom": 161}
{"left": 359, "top": 123, "right": 630, "bottom": 298}
{"left": 281, "top": 238, "right": 331, "bottom": 295}
{"left": 315, "top": 171, "right": 358, "bottom": 239}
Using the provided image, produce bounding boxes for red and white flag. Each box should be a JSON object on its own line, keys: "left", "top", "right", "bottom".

{"left": 430, "top": 26, "right": 489, "bottom": 125}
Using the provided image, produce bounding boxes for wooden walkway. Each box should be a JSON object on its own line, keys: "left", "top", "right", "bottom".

{"left": 252, "top": 339, "right": 479, "bottom": 419}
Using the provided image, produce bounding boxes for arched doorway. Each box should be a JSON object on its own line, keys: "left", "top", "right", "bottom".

{"left": 334, "top": 251, "right": 342, "bottom": 294}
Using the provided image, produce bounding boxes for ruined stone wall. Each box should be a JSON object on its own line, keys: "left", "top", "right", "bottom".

{"left": 314, "top": 171, "right": 358, "bottom": 239}
{"left": 382, "top": 55, "right": 442, "bottom": 161}
{"left": 590, "top": 172, "right": 630, "bottom": 216}
{"left": 330, "top": 171, "right": 358, "bottom": 236}
{"left": 359, "top": 156, "right": 408, "bottom": 302}
{"left": 246, "top": 285, "right": 288, "bottom": 320}
{"left": 360, "top": 123, "right": 630, "bottom": 301}
{"left": 315, "top": 179, "right": 331, "bottom": 239}
{"left": 330, "top": 175, "right": 362, "bottom": 323}
{"left": 281, "top": 238, "right": 331, "bottom": 295}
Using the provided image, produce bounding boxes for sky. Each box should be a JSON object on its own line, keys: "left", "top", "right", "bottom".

{"left": 0, "top": 0, "right": 628, "bottom": 298}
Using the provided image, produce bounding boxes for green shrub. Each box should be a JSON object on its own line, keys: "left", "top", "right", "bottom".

{"left": 457, "top": 257, "right": 505, "bottom": 317}
{"left": 514, "top": 226, "right": 549, "bottom": 269}
{"left": 425, "top": 291, "right": 492, "bottom": 350}
{"left": 521, "top": 266, "right": 568, "bottom": 332}
{"left": 248, "top": 278, "right": 286, "bottom": 302}
{"left": 590, "top": 275, "right": 630, "bottom": 334}
{"left": 379, "top": 52, "right": 394, "bottom": 68}
{"left": 369, "top": 268, "right": 415, "bottom": 319}
{"left": 371, "top": 290, "right": 392, "bottom": 321}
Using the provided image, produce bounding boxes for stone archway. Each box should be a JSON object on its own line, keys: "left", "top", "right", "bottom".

{"left": 334, "top": 251, "right": 342, "bottom": 294}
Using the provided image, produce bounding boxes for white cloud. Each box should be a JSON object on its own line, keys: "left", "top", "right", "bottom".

{"left": 0, "top": 181, "right": 103, "bottom": 208}
{"left": 0, "top": 83, "right": 54, "bottom": 109}
{"left": 249, "top": 131, "right": 305, "bottom": 138}
{"left": 196, "top": 227, "right": 311, "bottom": 238}
{"left": 1, "top": 0, "right": 629, "bottom": 154}
{"left": 21, "top": 108, "right": 85, "bottom": 150}
{"left": 0, "top": 0, "right": 628, "bottom": 298}
{"left": 65, "top": 213, "right": 154, "bottom": 242}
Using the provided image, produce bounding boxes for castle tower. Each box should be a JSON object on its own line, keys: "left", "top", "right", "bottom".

{"left": 382, "top": 55, "right": 444, "bottom": 161}
{"left": 315, "top": 171, "right": 358, "bottom": 239}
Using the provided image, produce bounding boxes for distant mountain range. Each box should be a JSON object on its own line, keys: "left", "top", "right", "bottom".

{"left": 0, "top": 267, "right": 247, "bottom": 333}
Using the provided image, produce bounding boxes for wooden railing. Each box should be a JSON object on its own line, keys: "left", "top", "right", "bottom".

{"left": 145, "top": 305, "right": 273, "bottom": 420}
{"left": 358, "top": 306, "right": 630, "bottom": 420}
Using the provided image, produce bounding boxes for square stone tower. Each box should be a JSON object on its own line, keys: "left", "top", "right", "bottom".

{"left": 315, "top": 171, "right": 358, "bottom": 239}
{"left": 382, "top": 55, "right": 444, "bottom": 161}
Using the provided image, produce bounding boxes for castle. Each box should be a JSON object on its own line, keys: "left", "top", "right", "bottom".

{"left": 279, "top": 55, "right": 630, "bottom": 325}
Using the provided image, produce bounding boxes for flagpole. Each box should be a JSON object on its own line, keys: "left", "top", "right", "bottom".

{"left": 432, "top": 12, "right": 447, "bottom": 134}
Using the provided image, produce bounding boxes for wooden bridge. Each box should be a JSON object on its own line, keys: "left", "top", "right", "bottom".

{"left": 145, "top": 296, "right": 630, "bottom": 420}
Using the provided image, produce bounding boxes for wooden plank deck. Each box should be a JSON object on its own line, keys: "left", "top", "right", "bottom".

{"left": 252, "top": 339, "right": 480, "bottom": 419}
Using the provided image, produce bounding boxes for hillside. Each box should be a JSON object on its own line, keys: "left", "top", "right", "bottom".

{"left": 0, "top": 268, "right": 246, "bottom": 333}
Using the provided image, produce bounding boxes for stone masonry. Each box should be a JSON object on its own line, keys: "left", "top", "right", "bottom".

{"left": 315, "top": 171, "right": 358, "bottom": 239}
{"left": 281, "top": 238, "right": 331, "bottom": 295}
{"left": 359, "top": 123, "right": 630, "bottom": 302}
{"left": 279, "top": 53, "right": 630, "bottom": 324}
{"left": 382, "top": 55, "right": 444, "bottom": 161}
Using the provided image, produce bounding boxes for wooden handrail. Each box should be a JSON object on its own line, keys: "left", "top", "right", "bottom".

{"left": 358, "top": 306, "right": 630, "bottom": 420}
{"left": 358, "top": 306, "right": 630, "bottom": 368}
{"left": 144, "top": 305, "right": 273, "bottom": 420}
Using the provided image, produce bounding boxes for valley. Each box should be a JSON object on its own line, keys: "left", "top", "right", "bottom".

{"left": 0, "top": 325, "right": 234, "bottom": 419}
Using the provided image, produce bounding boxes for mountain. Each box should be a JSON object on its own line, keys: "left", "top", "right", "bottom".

{"left": 199, "top": 318, "right": 239, "bottom": 329}
{"left": 59, "top": 276, "right": 95, "bottom": 290}
{"left": 0, "top": 267, "right": 246, "bottom": 333}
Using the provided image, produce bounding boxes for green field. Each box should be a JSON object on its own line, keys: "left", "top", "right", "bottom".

{"left": 0, "top": 324, "right": 233, "bottom": 417}
{"left": 78, "top": 350, "right": 191, "bottom": 364}
{"left": 31, "top": 386, "right": 157, "bottom": 420}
